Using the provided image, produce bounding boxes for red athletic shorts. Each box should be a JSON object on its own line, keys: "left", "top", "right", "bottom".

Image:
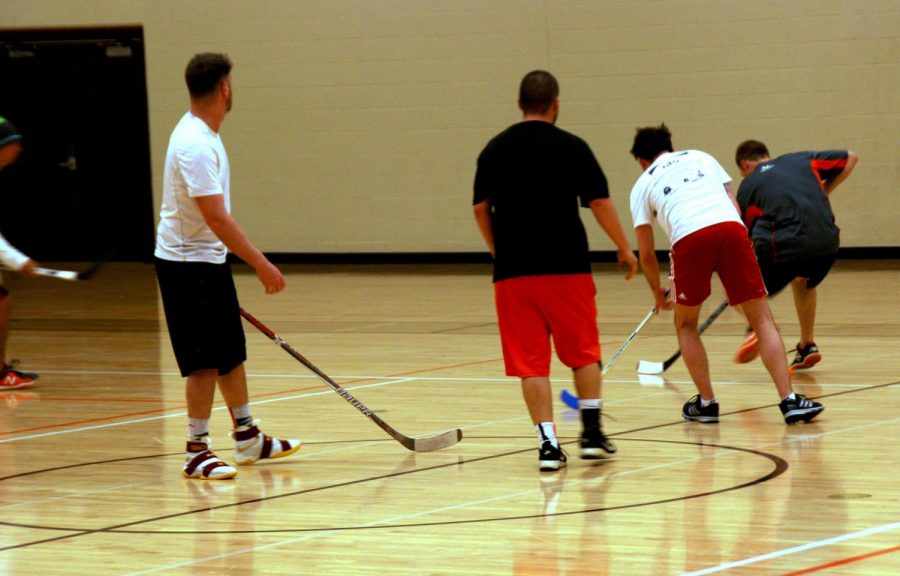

{"left": 494, "top": 274, "right": 601, "bottom": 378}
{"left": 670, "top": 221, "right": 768, "bottom": 307}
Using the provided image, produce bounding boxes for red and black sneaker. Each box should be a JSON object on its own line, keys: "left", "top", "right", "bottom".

{"left": 790, "top": 342, "right": 822, "bottom": 371}
{"left": 0, "top": 362, "right": 37, "bottom": 390}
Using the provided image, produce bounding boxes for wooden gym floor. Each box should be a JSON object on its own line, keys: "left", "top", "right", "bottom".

{"left": 0, "top": 260, "right": 897, "bottom": 575}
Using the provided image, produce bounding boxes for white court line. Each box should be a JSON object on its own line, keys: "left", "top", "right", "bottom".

{"left": 679, "top": 521, "right": 900, "bottom": 575}
{"left": 35, "top": 368, "right": 891, "bottom": 390}
{"left": 119, "top": 418, "right": 900, "bottom": 576}
{"left": 0, "top": 378, "right": 415, "bottom": 444}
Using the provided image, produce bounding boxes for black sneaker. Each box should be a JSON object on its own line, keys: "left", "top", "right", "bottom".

{"left": 538, "top": 441, "right": 567, "bottom": 472}
{"left": 779, "top": 394, "right": 824, "bottom": 424}
{"left": 580, "top": 429, "right": 617, "bottom": 459}
{"left": 682, "top": 395, "right": 719, "bottom": 423}
{"left": 790, "top": 342, "right": 821, "bottom": 371}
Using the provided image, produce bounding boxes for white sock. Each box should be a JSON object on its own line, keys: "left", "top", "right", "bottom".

{"left": 188, "top": 418, "right": 209, "bottom": 443}
{"left": 535, "top": 422, "right": 558, "bottom": 448}
{"left": 783, "top": 392, "right": 797, "bottom": 401}
{"left": 700, "top": 397, "right": 717, "bottom": 408}
{"left": 230, "top": 404, "right": 253, "bottom": 427}
{"left": 579, "top": 398, "right": 601, "bottom": 410}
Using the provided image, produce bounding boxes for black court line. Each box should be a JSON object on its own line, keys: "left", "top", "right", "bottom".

{"left": 0, "top": 379, "right": 895, "bottom": 551}
{"left": 0, "top": 438, "right": 785, "bottom": 545}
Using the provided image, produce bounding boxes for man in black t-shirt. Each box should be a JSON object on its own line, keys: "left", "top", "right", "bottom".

{"left": 473, "top": 70, "right": 637, "bottom": 472}
{"left": 733, "top": 140, "right": 857, "bottom": 371}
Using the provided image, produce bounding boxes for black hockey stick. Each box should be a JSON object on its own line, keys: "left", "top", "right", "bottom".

{"left": 240, "top": 308, "right": 462, "bottom": 452}
{"left": 636, "top": 298, "right": 729, "bottom": 374}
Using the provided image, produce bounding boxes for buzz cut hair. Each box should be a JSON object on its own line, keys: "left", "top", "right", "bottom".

{"left": 518, "top": 70, "right": 559, "bottom": 115}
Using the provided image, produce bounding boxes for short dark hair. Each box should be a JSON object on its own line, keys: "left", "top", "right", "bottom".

{"left": 630, "top": 124, "right": 673, "bottom": 162}
{"left": 735, "top": 140, "right": 770, "bottom": 167}
{"left": 185, "top": 53, "right": 233, "bottom": 98}
{"left": 519, "top": 70, "right": 559, "bottom": 115}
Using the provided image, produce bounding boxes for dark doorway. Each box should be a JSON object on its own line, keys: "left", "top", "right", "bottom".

{"left": 0, "top": 26, "right": 153, "bottom": 262}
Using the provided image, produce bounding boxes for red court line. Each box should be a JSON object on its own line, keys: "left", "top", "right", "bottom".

{"left": 781, "top": 544, "right": 900, "bottom": 575}
{"left": 0, "top": 405, "right": 184, "bottom": 437}
{"left": 17, "top": 396, "right": 174, "bottom": 404}
{"left": 385, "top": 357, "right": 501, "bottom": 377}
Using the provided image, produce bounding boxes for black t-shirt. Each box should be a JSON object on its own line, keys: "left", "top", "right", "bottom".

{"left": 473, "top": 121, "right": 610, "bottom": 282}
{"left": 736, "top": 150, "right": 848, "bottom": 262}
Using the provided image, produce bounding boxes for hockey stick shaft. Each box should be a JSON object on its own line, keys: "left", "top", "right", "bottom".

{"left": 239, "top": 308, "right": 461, "bottom": 452}
{"left": 659, "top": 298, "right": 729, "bottom": 371}
{"left": 601, "top": 304, "right": 657, "bottom": 376}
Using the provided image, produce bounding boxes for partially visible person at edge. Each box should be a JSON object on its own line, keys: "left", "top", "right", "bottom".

{"left": 627, "top": 123, "right": 823, "bottom": 425}
{"left": 473, "top": 70, "right": 639, "bottom": 472}
{"left": 732, "top": 140, "right": 857, "bottom": 371}
{"left": 0, "top": 116, "right": 39, "bottom": 390}
{"left": 155, "top": 53, "right": 299, "bottom": 480}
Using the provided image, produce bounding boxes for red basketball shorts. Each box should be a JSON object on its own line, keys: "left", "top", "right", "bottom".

{"left": 670, "top": 221, "right": 768, "bottom": 307}
{"left": 493, "top": 273, "right": 601, "bottom": 378}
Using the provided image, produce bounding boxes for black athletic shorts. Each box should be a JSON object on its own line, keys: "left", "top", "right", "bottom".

{"left": 155, "top": 257, "right": 246, "bottom": 377}
{"left": 757, "top": 253, "right": 838, "bottom": 297}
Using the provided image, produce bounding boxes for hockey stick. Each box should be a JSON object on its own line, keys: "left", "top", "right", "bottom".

{"left": 1, "top": 259, "right": 107, "bottom": 281}
{"left": 239, "top": 308, "right": 462, "bottom": 452}
{"left": 560, "top": 300, "right": 661, "bottom": 409}
{"left": 636, "top": 298, "right": 729, "bottom": 375}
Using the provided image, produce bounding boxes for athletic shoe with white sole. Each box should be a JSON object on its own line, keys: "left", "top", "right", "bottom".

{"left": 779, "top": 394, "right": 824, "bottom": 424}
{"left": 538, "top": 441, "right": 567, "bottom": 472}
{"left": 0, "top": 362, "right": 37, "bottom": 390}
{"left": 790, "top": 342, "right": 821, "bottom": 371}
{"left": 182, "top": 438, "right": 237, "bottom": 480}
{"left": 231, "top": 420, "right": 301, "bottom": 466}
{"left": 682, "top": 395, "right": 719, "bottom": 423}
{"left": 580, "top": 428, "right": 617, "bottom": 459}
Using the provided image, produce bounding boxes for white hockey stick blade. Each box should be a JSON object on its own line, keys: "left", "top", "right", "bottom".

{"left": 34, "top": 267, "right": 78, "bottom": 281}
{"left": 412, "top": 429, "right": 463, "bottom": 452}
{"left": 637, "top": 373, "right": 665, "bottom": 387}
{"left": 636, "top": 360, "right": 665, "bottom": 375}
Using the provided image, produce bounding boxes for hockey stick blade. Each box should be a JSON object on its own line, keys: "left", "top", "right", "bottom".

{"left": 636, "top": 299, "right": 729, "bottom": 375}
{"left": 2, "top": 262, "right": 106, "bottom": 282}
{"left": 636, "top": 360, "right": 665, "bottom": 375}
{"left": 560, "top": 389, "right": 579, "bottom": 410}
{"left": 33, "top": 267, "right": 79, "bottom": 281}
{"left": 412, "top": 429, "right": 464, "bottom": 452}
{"left": 239, "top": 308, "right": 462, "bottom": 452}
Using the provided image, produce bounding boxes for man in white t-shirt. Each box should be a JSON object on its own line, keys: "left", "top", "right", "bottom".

{"left": 155, "top": 53, "right": 299, "bottom": 480}
{"left": 0, "top": 117, "right": 39, "bottom": 390}
{"left": 628, "top": 124, "right": 823, "bottom": 425}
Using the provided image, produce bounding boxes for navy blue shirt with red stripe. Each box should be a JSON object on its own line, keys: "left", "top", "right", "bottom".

{"left": 473, "top": 121, "right": 610, "bottom": 282}
{"left": 736, "top": 150, "right": 849, "bottom": 263}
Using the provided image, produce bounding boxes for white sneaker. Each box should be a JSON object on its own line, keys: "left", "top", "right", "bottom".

{"left": 182, "top": 437, "right": 237, "bottom": 480}
{"left": 231, "top": 420, "right": 301, "bottom": 466}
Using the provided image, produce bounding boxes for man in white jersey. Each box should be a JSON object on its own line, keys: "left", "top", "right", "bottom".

{"left": 0, "top": 117, "right": 39, "bottom": 390}
{"left": 155, "top": 53, "right": 299, "bottom": 480}
{"left": 628, "top": 124, "right": 823, "bottom": 425}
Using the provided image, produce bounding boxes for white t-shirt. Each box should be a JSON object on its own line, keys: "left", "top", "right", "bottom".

{"left": 154, "top": 112, "right": 230, "bottom": 264}
{"left": 630, "top": 150, "right": 741, "bottom": 245}
{"left": 0, "top": 233, "right": 28, "bottom": 270}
